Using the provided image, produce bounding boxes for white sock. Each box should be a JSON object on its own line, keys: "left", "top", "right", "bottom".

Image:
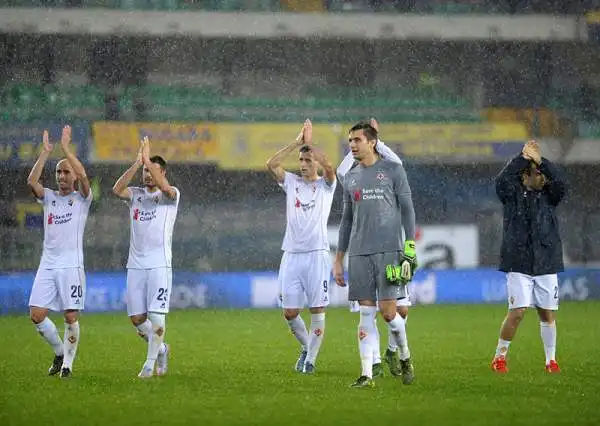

{"left": 540, "top": 322, "right": 556, "bottom": 364}
{"left": 358, "top": 306, "right": 377, "bottom": 378}
{"left": 35, "top": 318, "right": 64, "bottom": 356}
{"left": 372, "top": 317, "right": 381, "bottom": 364}
{"left": 144, "top": 313, "right": 166, "bottom": 371}
{"left": 495, "top": 338, "right": 511, "bottom": 358}
{"left": 387, "top": 327, "right": 398, "bottom": 352}
{"left": 306, "top": 313, "right": 325, "bottom": 364}
{"left": 287, "top": 316, "right": 309, "bottom": 351}
{"left": 136, "top": 320, "right": 166, "bottom": 355}
{"left": 62, "top": 321, "right": 80, "bottom": 370}
{"left": 387, "top": 313, "right": 410, "bottom": 360}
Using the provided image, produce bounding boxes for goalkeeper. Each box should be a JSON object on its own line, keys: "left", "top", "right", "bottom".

{"left": 334, "top": 121, "right": 417, "bottom": 389}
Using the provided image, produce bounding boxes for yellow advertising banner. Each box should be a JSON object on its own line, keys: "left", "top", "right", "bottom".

{"left": 92, "top": 122, "right": 219, "bottom": 163}
{"left": 373, "top": 122, "right": 528, "bottom": 143}
{"left": 217, "top": 123, "right": 341, "bottom": 170}
{"left": 344, "top": 122, "right": 530, "bottom": 159}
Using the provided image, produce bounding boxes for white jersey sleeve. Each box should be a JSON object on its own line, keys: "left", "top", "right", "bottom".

{"left": 376, "top": 140, "right": 403, "bottom": 166}
{"left": 337, "top": 139, "right": 402, "bottom": 181}
{"left": 126, "top": 186, "right": 180, "bottom": 269}
{"left": 278, "top": 172, "right": 295, "bottom": 193}
{"left": 38, "top": 188, "right": 92, "bottom": 269}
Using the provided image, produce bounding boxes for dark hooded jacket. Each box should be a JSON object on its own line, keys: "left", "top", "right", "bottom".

{"left": 495, "top": 155, "right": 568, "bottom": 276}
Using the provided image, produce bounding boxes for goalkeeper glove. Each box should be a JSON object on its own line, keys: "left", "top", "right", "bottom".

{"left": 385, "top": 240, "right": 418, "bottom": 285}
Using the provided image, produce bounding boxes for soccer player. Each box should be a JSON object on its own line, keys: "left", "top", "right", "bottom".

{"left": 267, "top": 119, "right": 336, "bottom": 374}
{"left": 334, "top": 121, "right": 418, "bottom": 388}
{"left": 27, "top": 126, "right": 92, "bottom": 378}
{"left": 337, "top": 118, "right": 411, "bottom": 378}
{"left": 491, "top": 140, "right": 567, "bottom": 374}
{"left": 112, "top": 136, "right": 180, "bottom": 378}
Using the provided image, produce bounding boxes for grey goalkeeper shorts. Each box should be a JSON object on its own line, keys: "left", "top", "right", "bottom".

{"left": 348, "top": 251, "right": 408, "bottom": 302}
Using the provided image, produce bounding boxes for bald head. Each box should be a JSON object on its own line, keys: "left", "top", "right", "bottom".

{"left": 55, "top": 158, "right": 76, "bottom": 194}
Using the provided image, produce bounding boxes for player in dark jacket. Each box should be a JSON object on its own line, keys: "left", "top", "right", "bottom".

{"left": 491, "top": 140, "right": 567, "bottom": 374}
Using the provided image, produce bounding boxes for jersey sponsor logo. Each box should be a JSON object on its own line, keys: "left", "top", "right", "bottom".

{"left": 47, "top": 212, "right": 72, "bottom": 225}
{"left": 376, "top": 172, "right": 386, "bottom": 181}
{"left": 295, "top": 198, "right": 316, "bottom": 212}
{"left": 133, "top": 208, "right": 158, "bottom": 222}
{"left": 68, "top": 199, "right": 74, "bottom": 206}
{"left": 353, "top": 187, "right": 385, "bottom": 201}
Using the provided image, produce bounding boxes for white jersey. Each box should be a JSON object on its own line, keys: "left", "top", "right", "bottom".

{"left": 126, "top": 186, "right": 180, "bottom": 269}
{"left": 337, "top": 139, "right": 402, "bottom": 180}
{"left": 279, "top": 172, "right": 336, "bottom": 253}
{"left": 37, "top": 188, "right": 92, "bottom": 269}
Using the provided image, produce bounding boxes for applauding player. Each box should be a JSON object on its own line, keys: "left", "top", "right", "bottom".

{"left": 27, "top": 126, "right": 93, "bottom": 378}
{"left": 113, "top": 137, "right": 180, "bottom": 378}
{"left": 491, "top": 140, "right": 567, "bottom": 374}
{"left": 267, "top": 119, "right": 336, "bottom": 374}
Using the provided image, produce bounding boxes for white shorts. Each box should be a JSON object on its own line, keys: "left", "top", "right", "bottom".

{"left": 506, "top": 272, "right": 559, "bottom": 310}
{"left": 126, "top": 268, "right": 172, "bottom": 316}
{"left": 29, "top": 268, "right": 86, "bottom": 312}
{"left": 349, "top": 293, "right": 412, "bottom": 312}
{"left": 278, "top": 250, "right": 331, "bottom": 309}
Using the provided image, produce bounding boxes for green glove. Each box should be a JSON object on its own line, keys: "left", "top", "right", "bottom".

{"left": 385, "top": 240, "right": 418, "bottom": 285}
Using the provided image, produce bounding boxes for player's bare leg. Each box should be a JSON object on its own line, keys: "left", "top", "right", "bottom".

{"left": 284, "top": 308, "right": 309, "bottom": 372}
{"left": 492, "top": 307, "right": 526, "bottom": 373}
{"left": 303, "top": 306, "right": 326, "bottom": 374}
{"left": 59, "top": 309, "right": 80, "bottom": 378}
{"left": 380, "top": 300, "right": 414, "bottom": 384}
{"left": 350, "top": 301, "right": 376, "bottom": 388}
{"left": 130, "top": 313, "right": 168, "bottom": 377}
{"left": 30, "top": 306, "right": 64, "bottom": 376}
{"left": 537, "top": 307, "right": 559, "bottom": 373}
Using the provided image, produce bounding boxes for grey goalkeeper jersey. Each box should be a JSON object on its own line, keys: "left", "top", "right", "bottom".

{"left": 338, "top": 158, "right": 416, "bottom": 256}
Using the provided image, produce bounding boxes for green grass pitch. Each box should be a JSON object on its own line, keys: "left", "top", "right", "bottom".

{"left": 0, "top": 302, "right": 599, "bottom": 426}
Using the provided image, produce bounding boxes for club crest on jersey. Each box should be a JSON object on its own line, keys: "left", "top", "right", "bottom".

{"left": 137, "top": 197, "right": 142, "bottom": 202}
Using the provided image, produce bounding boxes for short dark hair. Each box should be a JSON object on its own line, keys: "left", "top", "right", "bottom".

{"left": 349, "top": 121, "right": 378, "bottom": 142}
{"left": 150, "top": 155, "right": 167, "bottom": 169}
{"left": 299, "top": 145, "right": 312, "bottom": 153}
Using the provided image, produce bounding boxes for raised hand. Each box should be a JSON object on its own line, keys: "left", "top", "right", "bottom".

{"left": 369, "top": 117, "right": 380, "bottom": 133}
{"left": 60, "top": 125, "right": 72, "bottom": 153}
{"left": 141, "top": 136, "right": 151, "bottom": 163}
{"left": 136, "top": 140, "right": 143, "bottom": 165}
{"left": 294, "top": 127, "right": 304, "bottom": 146}
{"left": 522, "top": 140, "right": 541, "bottom": 164}
{"left": 42, "top": 130, "right": 53, "bottom": 153}
{"left": 303, "top": 119, "right": 313, "bottom": 145}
